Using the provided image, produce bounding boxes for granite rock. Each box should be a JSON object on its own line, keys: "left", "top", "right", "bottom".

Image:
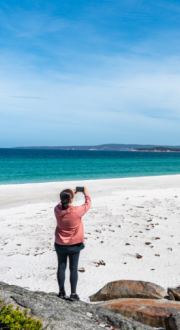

{"left": 98, "top": 298, "right": 180, "bottom": 328}
{"left": 167, "top": 311, "right": 180, "bottom": 330}
{"left": 89, "top": 280, "right": 167, "bottom": 302}
{"left": 168, "top": 288, "right": 180, "bottom": 301}
{"left": 0, "top": 282, "right": 153, "bottom": 330}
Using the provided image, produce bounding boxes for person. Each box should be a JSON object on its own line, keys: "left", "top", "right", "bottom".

{"left": 54, "top": 187, "right": 91, "bottom": 301}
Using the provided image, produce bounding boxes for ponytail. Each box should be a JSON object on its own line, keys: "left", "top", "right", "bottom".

{"left": 60, "top": 189, "right": 73, "bottom": 210}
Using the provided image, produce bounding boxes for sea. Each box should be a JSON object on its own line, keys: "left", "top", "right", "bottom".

{"left": 0, "top": 148, "right": 180, "bottom": 185}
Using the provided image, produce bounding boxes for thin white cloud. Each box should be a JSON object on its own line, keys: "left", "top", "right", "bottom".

{"left": 8, "top": 96, "right": 46, "bottom": 99}
{"left": 1, "top": 50, "right": 180, "bottom": 121}
{"left": 0, "top": 8, "right": 70, "bottom": 39}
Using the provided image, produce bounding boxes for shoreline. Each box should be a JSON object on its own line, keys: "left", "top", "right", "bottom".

{"left": 1, "top": 172, "right": 180, "bottom": 186}
{"left": 1, "top": 174, "right": 180, "bottom": 209}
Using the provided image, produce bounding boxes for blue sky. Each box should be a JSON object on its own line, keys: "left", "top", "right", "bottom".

{"left": 1, "top": 0, "right": 180, "bottom": 147}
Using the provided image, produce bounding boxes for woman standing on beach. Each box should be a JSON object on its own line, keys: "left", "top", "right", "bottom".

{"left": 54, "top": 187, "right": 91, "bottom": 301}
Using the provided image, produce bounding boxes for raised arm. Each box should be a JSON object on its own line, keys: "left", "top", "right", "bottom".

{"left": 75, "top": 188, "right": 91, "bottom": 217}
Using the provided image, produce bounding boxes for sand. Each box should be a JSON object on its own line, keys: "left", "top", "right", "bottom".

{"left": 0, "top": 175, "right": 180, "bottom": 302}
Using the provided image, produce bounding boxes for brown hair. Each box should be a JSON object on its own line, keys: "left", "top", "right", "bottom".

{"left": 60, "top": 189, "right": 73, "bottom": 210}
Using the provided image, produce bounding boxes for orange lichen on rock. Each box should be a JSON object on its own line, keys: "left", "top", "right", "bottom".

{"left": 99, "top": 298, "right": 180, "bottom": 328}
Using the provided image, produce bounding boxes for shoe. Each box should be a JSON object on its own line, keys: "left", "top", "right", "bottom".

{"left": 58, "top": 291, "right": 66, "bottom": 299}
{"left": 69, "top": 293, "right": 80, "bottom": 301}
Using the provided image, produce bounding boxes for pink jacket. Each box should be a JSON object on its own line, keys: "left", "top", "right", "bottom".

{"left": 54, "top": 191, "right": 91, "bottom": 245}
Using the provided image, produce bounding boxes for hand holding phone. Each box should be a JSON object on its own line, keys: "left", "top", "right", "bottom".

{"left": 76, "top": 187, "right": 84, "bottom": 193}
{"left": 72, "top": 189, "right": 77, "bottom": 195}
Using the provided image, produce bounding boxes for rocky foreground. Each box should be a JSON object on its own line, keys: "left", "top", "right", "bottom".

{"left": 0, "top": 282, "right": 157, "bottom": 330}
{"left": 0, "top": 281, "right": 180, "bottom": 330}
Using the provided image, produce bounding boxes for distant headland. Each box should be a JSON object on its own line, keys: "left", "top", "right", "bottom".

{"left": 132, "top": 146, "right": 180, "bottom": 152}
{"left": 13, "top": 144, "right": 180, "bottom": 152}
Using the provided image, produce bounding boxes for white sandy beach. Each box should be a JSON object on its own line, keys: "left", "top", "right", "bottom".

{"left": 0, "top": 175, "right": 180, "bottom": 302}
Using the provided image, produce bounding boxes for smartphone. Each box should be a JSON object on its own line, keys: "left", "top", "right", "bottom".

{"left": 76, "top": 187, "right": 84, "bottom": 193}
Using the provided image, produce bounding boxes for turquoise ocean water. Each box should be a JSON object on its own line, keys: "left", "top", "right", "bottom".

{"left": 0, "top": 149, "right": 180, "bottom": 185}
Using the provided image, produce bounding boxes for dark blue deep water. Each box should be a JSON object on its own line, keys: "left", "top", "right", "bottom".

{"left": 0, "top": 149, "right": 180, "bottom": 184}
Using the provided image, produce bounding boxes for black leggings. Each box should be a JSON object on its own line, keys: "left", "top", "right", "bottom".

{"left": 56, "top": 251, "right": 80, "bottom": 294}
